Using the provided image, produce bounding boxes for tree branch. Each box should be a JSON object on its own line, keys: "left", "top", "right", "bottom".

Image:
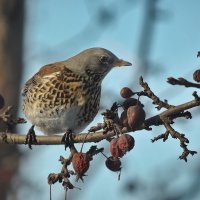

{"left": 0, "top": 98, "right": 199, "bottom": 146}
{"left": 167, "top": 77, "right": 200, "bottom": 88}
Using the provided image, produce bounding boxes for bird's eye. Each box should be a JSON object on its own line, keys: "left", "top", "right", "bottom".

{"left": 99, "top": 55, "right": 109, "bottom": 64}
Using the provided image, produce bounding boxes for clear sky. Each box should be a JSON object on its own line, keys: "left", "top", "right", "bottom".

{"left": 17, "top": 0, "right": 200, "bottom": 200}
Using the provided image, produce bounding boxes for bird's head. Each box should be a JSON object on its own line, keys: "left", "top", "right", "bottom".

{"left": 67, "top": 47, "right": 132, "bottom": 80}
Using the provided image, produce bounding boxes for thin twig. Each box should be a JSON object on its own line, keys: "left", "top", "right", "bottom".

{"left": 139, "top": 76, "right": 174, "bottom": 110}
{"left": 167, "top": 77, "right": 200, "bottom": 88}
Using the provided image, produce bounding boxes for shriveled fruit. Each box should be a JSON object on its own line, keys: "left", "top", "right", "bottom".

{"left": 122, "top": 98, "right": 141, "bottom": 110}
{"left": 120, "top": 110, "right": 128, "bottom": 127}
{"left": 118, "top": 134, "right": 135, "bottom": 154}
{"left": 72, "top": 152, "right": 90, "bottom": 181}
{"left": 127, "top": 105, "right": 145, "bottom": 129}
{"left": 105, "top": 156, "right": 122, "bottom": 172}
{"left": 120, "top": 87, "right": 134, "bottom": 99}
{"left": 110, "top": 138, "right": 124, "bottom": 158}
{"left": 193, "top": 69, "right": 200, "bottom": 82}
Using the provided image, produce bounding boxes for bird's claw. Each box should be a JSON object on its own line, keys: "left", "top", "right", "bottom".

{"left": 25, "top": 125, "right": 37, "bottom": 149}
{"left": 62, "top": 130, "right": 73, "bottom": 150}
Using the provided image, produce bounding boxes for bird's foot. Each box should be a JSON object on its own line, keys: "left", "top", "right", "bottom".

{"left": 62, "top": 129, "right": 73, "bottom": 150}
{"left": 25, "top": 125, "right": 37, "bottom": 149}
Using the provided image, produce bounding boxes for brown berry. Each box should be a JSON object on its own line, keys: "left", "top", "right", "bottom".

{"left": 110, "top": 138, "right": 124, "bottom": 158}
{"left": 118, "top": 134, "right": 135, "bottom": 154}
{"left": 127, "top": 105, "right": 145, "bottom": 129}
{"left": 0, "top": 94, "right": 5, "bottom": 109}
{"left": 122, "top": 98, "right": 141, "bottom": 110}
{"left": 120, "top": 87, "right": 134, "bottom": 99}
{"left": 193, "top": 69, "right": 200, "bottom": 82}
{"left": 105, "top": 156, "right": 122, "bottom": 172}
{"left": 120, "top": 110, "right": 128, "bottom": 127}
{"left": 72, "top": 152, "right": 90, "bottom": 181}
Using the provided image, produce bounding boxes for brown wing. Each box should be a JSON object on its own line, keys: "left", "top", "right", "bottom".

{"left": 22, "top": 74, "right": 42, "bottom": 96}
{"left": 37, "top": 62, "right": 70, "bottom": 77}
{"left": 22, "top": 62, "right": 72, "bottom": 97}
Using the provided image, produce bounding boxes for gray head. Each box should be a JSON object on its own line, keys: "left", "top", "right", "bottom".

{"left": 65, "top": 47, "right": 132, "bottom": 78}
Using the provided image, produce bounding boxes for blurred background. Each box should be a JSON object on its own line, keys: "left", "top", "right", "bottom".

{"left": 0, "top": 0, "right": 200, "bottom": 199}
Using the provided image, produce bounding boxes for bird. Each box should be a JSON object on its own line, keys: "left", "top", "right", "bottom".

{"left": 22, "top": 47, "right": 132, "bottom": 147}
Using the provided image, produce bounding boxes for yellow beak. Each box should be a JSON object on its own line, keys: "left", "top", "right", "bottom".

{"left": 113, "top": 59, "right": 132, "bottom": 67}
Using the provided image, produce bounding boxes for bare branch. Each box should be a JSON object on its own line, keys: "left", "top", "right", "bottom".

{"left": 140, "top": 76, "right": 174, "bottom": 110}
{"left": 167, "top": 77, "right": 200, "bottom": 88}
{"left": 1, "top": 97, "right": 200, "bottom": 146}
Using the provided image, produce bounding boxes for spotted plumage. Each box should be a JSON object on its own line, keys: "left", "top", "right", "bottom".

{"left": 22, "top": 48, "right": 132, "bottom": 134}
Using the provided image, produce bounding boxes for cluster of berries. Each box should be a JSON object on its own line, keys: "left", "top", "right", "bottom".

{"left": 105, "top": 87, "right": 146, "bottom": 173}
{"left": 119, "top": 87, "right": 145, "bottom": 130}
{"left": 71, "top": 87, "right": 147, "bottom": 179}
{"left": 71, "top": 134, "right": 136, "bottom": 179}
{"left": 105, "top": 134, "right": 135, "bottom": 172}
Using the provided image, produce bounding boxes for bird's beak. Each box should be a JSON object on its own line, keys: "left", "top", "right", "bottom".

{"left": 113, "top": 59, "right": 132, "bottom": 67}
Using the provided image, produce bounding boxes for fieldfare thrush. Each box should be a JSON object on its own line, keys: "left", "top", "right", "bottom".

{"left": 22, "top": 47, "right": 132, "bottom": 147}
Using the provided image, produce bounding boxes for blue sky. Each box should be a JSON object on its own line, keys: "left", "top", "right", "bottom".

{"left": 17, "top": 0, "right": 200, "bottom": 200}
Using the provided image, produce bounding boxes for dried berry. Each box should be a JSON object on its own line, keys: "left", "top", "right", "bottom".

{"left": 118, "top": 134, "right": 135, "bottom": 154}
{"left": 0, "top": 94, "right": 5, "bottom": 109}
{"left": 120, "top": 87, "right": 134, "bottom": 99}
{"left": 193, "top": 69, "right": 200, "bottom": 82}
{"left": 122, "top": 98, "right": 141, "bottom": 110}
{"left": 127, "top": 105, "right": 145, "bottom": 129}
{"left": 120, "top": 110, "right": 128, "bottom": 127}
{"left": 105, "top": 156, "right": 122, "bottom": 172}
{"left": 72, "top": 152, "right": 90, "bottom": 181}
{"left": 110, "top": 138, "right": 124, "bottom": 158}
